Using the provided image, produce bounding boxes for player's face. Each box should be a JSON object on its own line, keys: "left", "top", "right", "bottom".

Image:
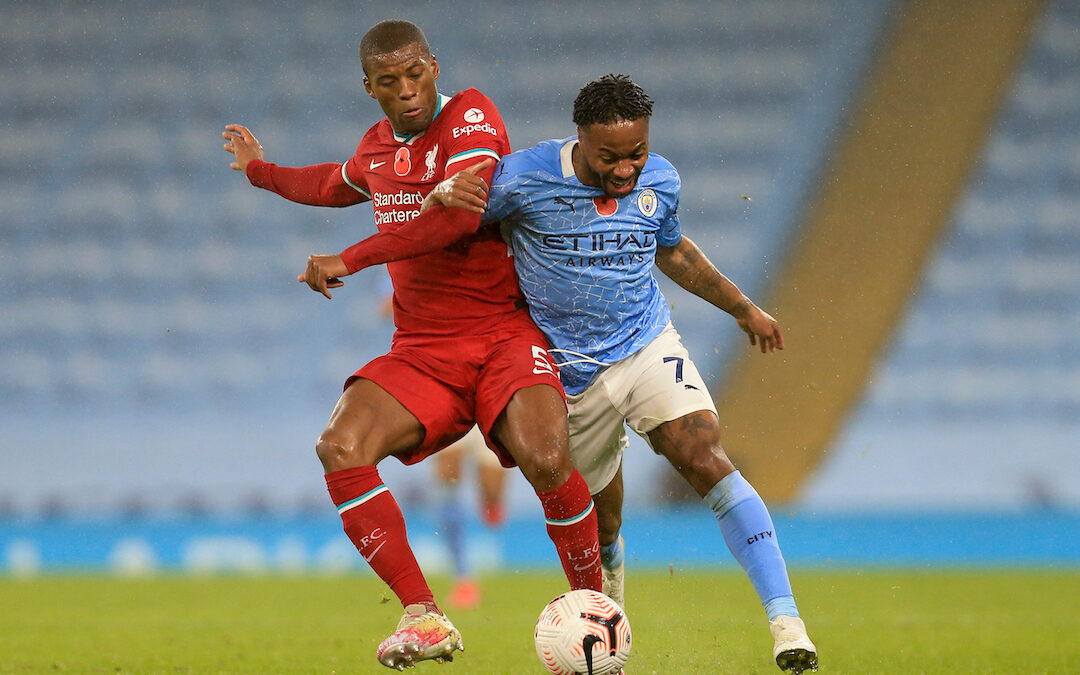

{"left": 574, "top": 118, "right": 650, "bottom": 198}
{"left": 363, "top": 43, "right": 440, "bottom": 136}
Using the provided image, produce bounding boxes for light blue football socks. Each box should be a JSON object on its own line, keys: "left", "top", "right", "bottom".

{"left": 705, "top": 470, "right": 798, "bottom": 621}
{"left": 600, "top": 534, "right": 625, "bottom": 571}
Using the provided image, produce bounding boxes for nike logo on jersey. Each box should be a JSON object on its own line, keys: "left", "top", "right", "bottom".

{"left": 363, "top": 541, "right": 387, "bottom": 562}
{"left": 369, "top": 159, "right": 387, "bottom": 170}
{"left": 553, "top": 196, "right": 576, "bottom": 213}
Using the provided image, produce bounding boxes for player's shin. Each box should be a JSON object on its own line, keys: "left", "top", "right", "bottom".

{"left": 536, "top": 468, "right": 602, "bottom": 591}
{"left": 705, "top": 470, "right": 799, "bottom": 620}
{"left": 326, "top": 466, "right": 436, "bottom": 609}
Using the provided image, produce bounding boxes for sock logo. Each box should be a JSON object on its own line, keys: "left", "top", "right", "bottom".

{"left": 746, "top": 530, "right": 773, "bottom": 545}
{"left": 363, "top": 541, "right": 387, "bottom": 562}
{"left": 359, "top": 527, "right": 386, "bottom": 549}
{"left": 568, "top": 542, "right": 600, "bottom": 570}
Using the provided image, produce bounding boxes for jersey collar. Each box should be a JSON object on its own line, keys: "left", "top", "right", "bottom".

{"left": 560, "top": 138, "right": 578, "bottom": 179}
{"left": 392, "top": 93, "right": 451, "bottom": 145}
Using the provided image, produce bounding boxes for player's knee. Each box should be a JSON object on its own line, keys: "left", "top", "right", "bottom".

{"left": 315, "top": 431, "right": 362, "bottom": 472}
{"left": 683, "top": 442, "right": 736, "bottom": 485}
{"left": 518, "top": 444, "right": 573, "bottom": 491}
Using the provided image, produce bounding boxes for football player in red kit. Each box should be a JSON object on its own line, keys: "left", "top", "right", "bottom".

{"left": 223, "top": 20, "right": 600, "bottom": 670}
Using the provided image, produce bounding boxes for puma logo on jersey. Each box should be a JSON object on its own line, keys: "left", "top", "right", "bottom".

{"left": 553, "top": 196, "right": 576, "bottom": 213}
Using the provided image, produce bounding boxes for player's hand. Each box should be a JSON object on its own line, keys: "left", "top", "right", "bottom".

{"left": 298, "top": 254, "right": 348, "bottom": 299}
{"left": 731, "top": 300, "right": 785, "bottom": 353}
{"left": 424, "top": 158, "right": 493, "bottom": 214}
{"left": 223, "top": 124, "right": 264, "bottom": 174}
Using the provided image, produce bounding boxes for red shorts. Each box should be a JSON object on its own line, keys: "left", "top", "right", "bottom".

{"left": 347, "top": 311, "right": 565, "bottom": 467}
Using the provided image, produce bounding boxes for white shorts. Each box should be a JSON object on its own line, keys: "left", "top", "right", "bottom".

{"left": 567, "top": 323, "right": 717, "bottom": 494}
{"left": 441, "top": 425, "right": 502, "bottom": 468}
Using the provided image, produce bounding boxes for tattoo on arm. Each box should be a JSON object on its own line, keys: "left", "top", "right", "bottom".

{"left": 677, "top": 412, "right": 714, "bottom": 439}
{"left": 658, "top": 238, "right": 745, "bottom": 313}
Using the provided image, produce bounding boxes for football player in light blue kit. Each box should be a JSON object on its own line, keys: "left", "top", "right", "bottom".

{"left": 425, "top": 74, "right": 817, "bottom": 674}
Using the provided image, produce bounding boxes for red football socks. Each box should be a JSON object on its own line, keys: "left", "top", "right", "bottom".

{"left": 325, "top": 466, "right": 435, "bottom": 609}
{"left": 536, "top": 468, "right": 602, "bottom": 591}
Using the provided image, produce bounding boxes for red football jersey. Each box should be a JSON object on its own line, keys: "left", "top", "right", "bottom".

{"left": 339, "top": 88, "right": 522, "bottom": 337}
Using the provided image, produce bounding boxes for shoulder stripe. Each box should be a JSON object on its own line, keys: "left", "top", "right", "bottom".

{"left": 341, "top": 162, "right": 371, "bottom": 198}
{"left": 446, "top": 148, "right": 501, "bottom": 168}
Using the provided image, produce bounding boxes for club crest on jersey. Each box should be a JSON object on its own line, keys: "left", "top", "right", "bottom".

{"left": 637, "top": 189, "right": 658, "bottom": 217}
{"left": 422, "top": 144, "right": 439, "bottom": 182}
{"left": 394, "top": 147, "right": 411, "bottom": 176}
{"left": 463, "top": 107, "right": 485, "bottom": 123}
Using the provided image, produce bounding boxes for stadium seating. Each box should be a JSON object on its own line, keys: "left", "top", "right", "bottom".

{"left": 37, "top": 0, "right": 1080, "bottom": 516}
{"left": 803, "top": 0, "right": 1080, "bottom": 508}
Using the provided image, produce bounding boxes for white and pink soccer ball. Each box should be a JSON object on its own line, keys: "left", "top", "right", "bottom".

{"left": 534, "top": 589, "right": 632, "bottom": 675}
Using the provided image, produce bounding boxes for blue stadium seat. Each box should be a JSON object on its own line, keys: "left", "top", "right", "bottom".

{"left": 0, "top": 0, "right": 904, "bottom": 514}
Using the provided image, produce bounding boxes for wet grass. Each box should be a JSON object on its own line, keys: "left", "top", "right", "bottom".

{"left": 0, "top": 568, "right": 1076, "bottom": 673}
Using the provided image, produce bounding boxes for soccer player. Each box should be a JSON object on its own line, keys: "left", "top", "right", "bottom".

{"left": 424, "top": 74, "right": 819, "bottom": 674}
{"left": 221, "top": 20, "right": 601, "bottom": 670}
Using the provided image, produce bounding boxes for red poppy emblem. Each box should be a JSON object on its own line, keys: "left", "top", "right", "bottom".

{"left": 394, "top": 147, "right": 411, "bottom": 176}
{"left": 593, "top": 196, "right": 618, "bottom": 216}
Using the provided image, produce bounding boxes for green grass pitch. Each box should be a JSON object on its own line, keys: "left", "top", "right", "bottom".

{"left": 1, "top": 569, "right": 1077, "bottom": 673}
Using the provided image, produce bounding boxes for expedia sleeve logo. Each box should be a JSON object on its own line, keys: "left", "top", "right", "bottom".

{"left": 452, "top": 122, "right": 499, "bottom": 139}
{"left": 637, "top": 189, "right": 658, "bottom": 217}
{"left": 463, "top": 107, "right": 485, "bottom": 123}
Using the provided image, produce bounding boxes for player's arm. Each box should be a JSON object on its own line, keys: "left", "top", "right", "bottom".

{"left": 338, "top": 158, "right": 497, "bottom": 274}
{"left": 223, "top": 123, "right": 368, "bottom": 207}
{"left": 656, "top": 236, "right": 784, "bottom": 353}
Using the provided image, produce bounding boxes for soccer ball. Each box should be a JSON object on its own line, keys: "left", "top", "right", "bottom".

{"left": 534, "top": 589, "right": 632, "bottom": 675}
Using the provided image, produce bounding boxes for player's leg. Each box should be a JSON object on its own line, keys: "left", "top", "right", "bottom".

{"left": 318, "top": 377, "right": 431, "bottom": 605}
{"left": 649, "top": 417, "right": 816, "bottom": 672}
{"left": 477, "top": 327, "right": 601, "bottom": 592}
{"left": 318, "top": 376, "right": 463, "bottom": 669}
{"left": 591, "top": 463, "right": 626, "bottom": 609}
{"left": 564, "top": 375, "right": 633, "bottom": 606}
{"left": 628, "top": 325, "right": 816, "bottom": 672}
{"left": 489, "top": 382, "right": 602, "bottom": 591}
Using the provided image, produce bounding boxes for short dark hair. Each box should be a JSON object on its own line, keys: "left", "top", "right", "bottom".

{"left": 572, "top": 74, "right": 654, "bottom": 128}
{"left": 359, "top": 20, "right": 431, "bottom": 74}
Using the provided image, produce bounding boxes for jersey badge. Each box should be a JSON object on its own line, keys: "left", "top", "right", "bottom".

{"left": 394, "top": 147, "right": 411, "bottom": 176}
{"left": 422, "top": 144, "right": 439, "bottom": 181}
{"left": 637, "top": 189, "right": 658, "bottom": 217}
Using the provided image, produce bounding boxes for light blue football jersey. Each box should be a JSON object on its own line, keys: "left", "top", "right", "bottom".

{"left": 482, "top": 137, "right": 682, "bottom": 394}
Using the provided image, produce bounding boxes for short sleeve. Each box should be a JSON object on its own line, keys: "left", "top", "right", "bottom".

{"left": 481, "top": 160, "right": 520, "bottom": 225}
{"left": 443, "top": 89, "right": 509, "bottom": 173}
{"left": 656, "top": 168, "right": 682, "bottom": 247}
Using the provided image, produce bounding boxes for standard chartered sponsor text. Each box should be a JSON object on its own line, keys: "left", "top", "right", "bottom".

{"left": 376, "top": 208, "right": 422, "bottom": 225}
{"left": 373, "top": 191, "right": 424, "bottom": 207}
